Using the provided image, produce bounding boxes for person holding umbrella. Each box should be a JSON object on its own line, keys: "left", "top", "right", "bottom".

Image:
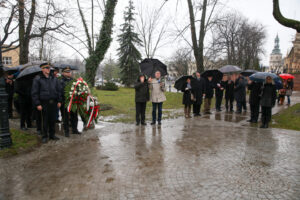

{"left": 225, "top": 75, "right": 235, "bottom": 112}
{"left": 60, "top": 66, "right": 81, "bottom": 137}
{"left": 134, "top": 74, "right": 149, "bottom": 126}
{"left": 31, "top": 63, "right": 62, "bottom": 143}
{"left": 204, "top": 76, "right": 215, "bottom": 114}
{"left": 260, "top": 76, "right": 277, "bottom": 128}
{"left": 247, "top": 80, "right": 262, "bottom": 123}
{"left": 5, "top": 73, "right": 14, "bottom": 118}
{"left": 234, "top": 74, "right": 247, "bottom": 114}
{"left": 148, "top": 71, "right": 166, "bottom": 125}
{"left": 192, "top": 72, "right": 206, "bottom": 116}
{"left": 181, "top": 77, "right": 194, "bottom": 118}
{"left": 286, "top": 78, "right": 294, "bottom": 105}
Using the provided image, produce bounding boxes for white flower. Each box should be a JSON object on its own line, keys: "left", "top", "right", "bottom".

{"left": 90, "top": 102, "right": 94, "bottom": 107}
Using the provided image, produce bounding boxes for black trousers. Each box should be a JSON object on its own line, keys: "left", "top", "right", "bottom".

{"left": 215, "top": 94, "right": 223, "bottom": 110}
{"left": 19, "top": 95, "right": 32, "bottom": 128}
{"left": 236, "top": 100, "right": 247, "bottom": 112}
{"left": 35, "top": 109, "right": 42, "bottom": 132}
{"left": 63, "top": 106, "right": 78, "bottom": 134}
{"left": 193, "top": 103, "right": 202, "bottom": 115}
{"left": 261, "top": 106, "right": 272, "bottom": 125}
{"left": 250, "top": 103, "right": 260, "bottom": 122}
{"left": 8, "top": 94, "right": 13, "bottom": 117}
{"left": 41, "top": 100, "right": 57, "bottom": 139}
{"left": 136, "top": 102, "right": 146, "bottom": 123}
{"left": 225, "top": 97, "right": 234, "bottom": 111}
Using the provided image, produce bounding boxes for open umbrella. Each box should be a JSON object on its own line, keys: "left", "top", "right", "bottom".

{"left": 219, "top": 65, "right": 242, "bottom": 74}
{"left": 241, "top": 69, "right": 258, "bottom": 77}
{"left": 174, "top": 75, "right": 195, "bottom": 91}
{"left": 140, "top": 58, "right": 168, "bottom": 77}
{"left": 52, "top": 63, "right": 79, "bottom": 70}
{"left": 201, "top": 70, "right": 223, "bottom": 83}
{"left": 279, "top": 73, "right": 295, "bottom": 80}
{"left": 249, "top": 72, "right": 282, "bottom": 89}
{"left": 16, "top": 65, "right": 41, "bottom": 80}
{"left": 3, "top": 66, "right": 22, "bottom": 74}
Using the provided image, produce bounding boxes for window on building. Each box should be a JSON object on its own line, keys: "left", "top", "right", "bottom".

{"left": 2, "top": 57, "right": 12, "bottom": 65}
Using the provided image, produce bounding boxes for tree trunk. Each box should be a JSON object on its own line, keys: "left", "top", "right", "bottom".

{"left": 187, "top": 0, "right": 201, "bottom": 72}
{"left": 273, "top": 0, "right": 300, "bottom": 33}
{"left": 198, "top": 0, "right": 207, "bottom": 72}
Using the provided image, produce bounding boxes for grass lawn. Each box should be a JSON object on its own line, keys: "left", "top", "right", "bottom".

{"left": 0, "top": 129, "right": 39, "bottom": 158}
{"left": 94, "top": 87, "right": 217, "bottom": 123}
{"left": 272, "top": 103, "right": 300, "bottom": 131}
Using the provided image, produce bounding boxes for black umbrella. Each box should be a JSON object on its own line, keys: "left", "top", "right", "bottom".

{"left": 241, "top": 69, "right": 258, "bottom": 77}
{"left": 16, "top": 65, "right": 41, "bottom": 80}
{"left": 174, "top": 75, "right": 195, "bottom": 90}
{"left": 52, "top": 63, "right": 79, "bottom": 70}
{"left": 140, "top": 58, "right": 168, "bottom": 77}
{"left": 201, "top": 70, "right": 223, "bottom": 83}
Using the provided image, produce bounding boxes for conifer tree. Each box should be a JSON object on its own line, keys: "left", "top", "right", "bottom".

{"left": 118, "top": 0, "right": 142, "bottom": 87}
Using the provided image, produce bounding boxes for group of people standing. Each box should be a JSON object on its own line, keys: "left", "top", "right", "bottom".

{"left": 5, "top": 63, "right": 81, "bottom": 143}
{"left": 134, "top": 71, "right": 292, "bottom": 129}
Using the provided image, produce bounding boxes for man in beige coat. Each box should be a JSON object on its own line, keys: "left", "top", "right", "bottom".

{"left": 148, "top": 71, "right": 166, "bottom": 125}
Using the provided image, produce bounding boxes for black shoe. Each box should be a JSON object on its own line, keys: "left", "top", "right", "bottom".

{"left": 42, "top": 138, "right": 48, "bottom": 143}
{"left": 141, "top": 122, "right": 147, "bottom": 126}
{"left": 65, "top": 132, "right": 70, "bottom": 137}
{"left": 151, "top": 122, "right": 156, "bottom": 125}
{"left": 21, "top": 127, "right": 28, "bottom": 131}
{"left": 260, "top": 124, "right": 266, "bottom": 128}
{"left": 205, "top": 112, "right": 212, "bottom": 114}
{"left": 27, "top": 125, "right": 36, "bottom": 128}
{"left": 265, "top": 123, "right": 269, "bottom": 128}
{"left": 158, "top": 121, "right": 162, "bottom": 125}
{"left": 49, "top": 136, "right": 60, "bottom": 140}
{"left": 230, "top": 109, "right": 234, "bottom": 112}
{"left": 247, "top": 119, "right": 252, "bottom": 122}
{"left": 72, "top": 131, "right": 81, "bottom": 135}
{"left": 252, "top": 120, "right": 258, "bottom": 123}
{"left": 56, "top": 120, "right": 61, "bottom": 123}
{"left": 36, "top": 130, "right": 41, "bottom": 135}
{"left": 136, "top": 122, "right": 140, "bottom": 126}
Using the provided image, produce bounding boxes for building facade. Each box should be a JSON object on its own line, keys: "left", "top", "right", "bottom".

{"left": 1, "top": 45, "right": 20, "bottom": 67}
{"left": 284, "top": 33, "right": 300, "bottom": 73}
{"left": 269, "top": 34, "right": 283, "bottom": 73}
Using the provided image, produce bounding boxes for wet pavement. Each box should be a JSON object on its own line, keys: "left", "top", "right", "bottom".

{"left": 1, "top": 95, "right": 300, "bottom": 200}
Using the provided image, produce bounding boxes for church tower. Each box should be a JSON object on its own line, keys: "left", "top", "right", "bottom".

{"left": 269, "top": 34, "right": 283, "bottom": 73}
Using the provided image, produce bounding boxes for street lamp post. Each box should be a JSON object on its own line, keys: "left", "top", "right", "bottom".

{"left": 0, "top": 40, "right": 13, "bottom": 149}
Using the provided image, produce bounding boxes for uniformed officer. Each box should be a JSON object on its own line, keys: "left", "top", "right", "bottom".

{"left": 60, "top": 66, "right": 81, "bottom": 137}
{"left": 31, "top": 63, "right": 62, "bottom": 143}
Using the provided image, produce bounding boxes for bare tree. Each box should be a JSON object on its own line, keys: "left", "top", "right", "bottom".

{"left": 1, "top": 0, "right": 66, "bottom": 64}
{"left": 136, "top": 2, "right": 169, "bottom": 58}
{"left": 212, "top": 12, "right": 266, "bottom": 70}
{"left": 185, "top": 0, "right": 220, "bottom": 72}
{"left": 169, "top": 47, "right": 192, "bottom": 77}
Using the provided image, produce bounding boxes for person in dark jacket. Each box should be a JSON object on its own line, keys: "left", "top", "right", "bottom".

{"left": 260, "top": 76, "right": 277, "bottom": 128}
{"left": 225, "top": 76, "right": 235, "bottom": 112}
{"left": 192, "top": 72, "right": 206, "bottom": 116}
{"left": 248, "top": 80, "right": 262, "bottom": 123}
{"left": 234, "top": 75, "right": 247, "bottom": 114}
{"left": 31, "top": 63, "right": 62, "bottom": 143}
{"left": 60, "top": 67, "right": 81, "bottom": 137}
{"left": 215, "top": 79, "right": 225, "bottom": 112}
{"left": 182, "top": 78, "right": 194, "bottom": 118}
{"left": 134, "top": 74, "right": 150, "bottom": 126}
{"left": 204, "top": 76, "right": 214, "bottom": 114}
{"left": 15, "top": 78, "right": 33, "bottom": 130}
{"left": 5, "top": 74, "right": 14, "bottom": 118}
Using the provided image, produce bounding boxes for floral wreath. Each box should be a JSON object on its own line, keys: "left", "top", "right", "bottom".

{"left": 64, "top": 77, "right": 100, "bottom": 128}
